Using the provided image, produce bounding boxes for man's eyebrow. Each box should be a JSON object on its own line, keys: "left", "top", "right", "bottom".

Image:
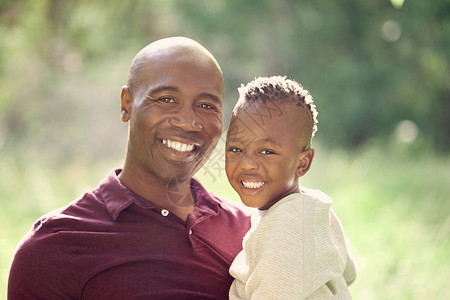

{"left": 146, "top": 87, "right": 222, "bottom": 106}
{"left": 199, "top": 92, "right": 222, "bottom": 106}
{"left": 147, "top": 85, "right": 179, "bottom": 96}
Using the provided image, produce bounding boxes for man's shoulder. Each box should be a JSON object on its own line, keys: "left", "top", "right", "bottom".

{"left": 212, "top": 192, "right": 254, "bottom": 216}
{"left": 29, "top": 189, "right": 107, "bottom": 234}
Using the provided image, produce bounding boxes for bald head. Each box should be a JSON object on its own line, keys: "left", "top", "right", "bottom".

{"left": 127, "top": 37, "right": 223, "bottom": 95}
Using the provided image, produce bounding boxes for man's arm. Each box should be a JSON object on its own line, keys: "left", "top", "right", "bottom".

{"left": 8, "top": 220, "right": 79, "bottom": 299}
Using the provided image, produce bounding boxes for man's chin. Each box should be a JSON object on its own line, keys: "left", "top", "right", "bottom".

{"left": 159, "top": 163, "right": 200, "bottom": 184}
{"left": 156, "top": 148, "right": 211, "bottom": 183}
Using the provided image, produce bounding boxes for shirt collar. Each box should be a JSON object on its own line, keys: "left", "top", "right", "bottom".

{"left": 100, "top": 169, "right": 220, "bottom": 220}
{"left": 100, "top": 169, "right": 153, "bottom": 220}
{"left": 190, "top": 177, "right": 220, "bottom": 217}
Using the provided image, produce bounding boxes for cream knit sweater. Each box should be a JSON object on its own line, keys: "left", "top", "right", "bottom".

{"left": 229, "top": 189, "right": 357, "bottom": 300}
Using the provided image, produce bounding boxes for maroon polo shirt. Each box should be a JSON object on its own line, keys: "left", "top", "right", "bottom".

{"left": 8, "top": 169, "right": 251, "bottom": 299}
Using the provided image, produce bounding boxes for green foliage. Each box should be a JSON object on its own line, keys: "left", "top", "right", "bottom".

{"left": 0, "top": 0, "right": 449, "bottom": 164}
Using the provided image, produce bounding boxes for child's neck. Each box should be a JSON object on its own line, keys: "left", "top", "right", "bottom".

{"left": 259, "top": 185, "right": 300, "bottom": 211}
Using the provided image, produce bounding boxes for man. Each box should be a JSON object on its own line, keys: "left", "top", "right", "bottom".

{"left": 8, "top": 37, "right": 251, "bottom": 299}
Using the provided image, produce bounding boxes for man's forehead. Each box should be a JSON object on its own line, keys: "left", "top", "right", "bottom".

{"left": 146, "top": 37, "right": 201, "bottom": 50}
{"left": 137, "top": 38, "right": 211, "bottom": 67}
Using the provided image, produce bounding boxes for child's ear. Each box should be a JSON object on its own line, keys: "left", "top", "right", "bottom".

{"left": 296, "top": 148, "right": 315, "bottom": 178}
{"left": 120, "top": 86, "right": 132, "bottom": 122}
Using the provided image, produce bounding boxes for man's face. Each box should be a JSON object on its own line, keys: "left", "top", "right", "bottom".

{"left": 121, "top": 52, "right": 223, "bottom": 183}
{"left": 225, "top": 101, "right": 312, "bottom": 209}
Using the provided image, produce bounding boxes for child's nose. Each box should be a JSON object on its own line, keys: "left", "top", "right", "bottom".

{"left": 240, "top": 153, "right": 258, "bottom": 170}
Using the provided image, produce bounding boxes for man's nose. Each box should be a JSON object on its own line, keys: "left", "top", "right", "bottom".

{"left": 168, "top": 105, "right": 203, "bottom": 131}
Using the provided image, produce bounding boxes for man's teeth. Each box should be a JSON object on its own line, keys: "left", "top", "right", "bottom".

{"left": 162, "top": 139, "right": 195, "bottom": 152}
{"left": 242, "top": 181, "right": 265, "bottom": 189}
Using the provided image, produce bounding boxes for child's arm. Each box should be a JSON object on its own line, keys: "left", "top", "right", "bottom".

{"left": 231, "top": 195, "right": 354, "bottom": 299}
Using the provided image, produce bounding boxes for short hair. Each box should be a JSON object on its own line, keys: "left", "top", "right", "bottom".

{"left": 235, "top": 75, "right": 318, "bottom": 147}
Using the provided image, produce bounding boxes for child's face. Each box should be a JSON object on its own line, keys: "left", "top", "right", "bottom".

{"left": 225, "top": 100, "right": 314, "bottom": 209}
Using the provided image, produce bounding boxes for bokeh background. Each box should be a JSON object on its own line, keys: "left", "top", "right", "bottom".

{"left": 1, "top": 0, "right": 449, "bottom": 299}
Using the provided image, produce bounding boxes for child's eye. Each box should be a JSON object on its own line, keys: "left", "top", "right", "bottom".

{"left": 260, "top": 150, "right": 275, "bottom": 155}
{"left": 228, "top": 147, "right": 242, "bottom": 153}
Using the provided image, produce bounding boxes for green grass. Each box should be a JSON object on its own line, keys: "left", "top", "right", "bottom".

{"left": 1, "top": 144, "right": 449, "bottom": 299}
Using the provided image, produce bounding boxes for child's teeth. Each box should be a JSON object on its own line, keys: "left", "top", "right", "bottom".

{"left": 242, "top": 181, "right": 265, "bottom": 189}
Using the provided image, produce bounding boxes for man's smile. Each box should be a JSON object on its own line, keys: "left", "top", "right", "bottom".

{"left": 162, "top": 138, "right": 198, "bottom": 153}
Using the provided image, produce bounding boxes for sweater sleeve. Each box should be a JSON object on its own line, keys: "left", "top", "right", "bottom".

{"left": 8, "top": 218, "right": 80, "bottom": 299}
{"left": 229, "top": 194, "right": 354, "bottom": 300}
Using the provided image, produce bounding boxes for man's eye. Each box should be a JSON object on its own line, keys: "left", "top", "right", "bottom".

{"left": 199, "top": 103, "right": 217, "bottom": 111}
{"left": 260, "top": 150, "right": 275, "bottom": 155}
{"left": 160, "top": 97, "right": 175, "bottom": 103}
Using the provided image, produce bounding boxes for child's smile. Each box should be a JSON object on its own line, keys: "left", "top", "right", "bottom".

{"left": 225, "top": 100, "right": 313, "bottom": 210}
{"left": 241, "top": 180, "right": 265, "bottom": 190}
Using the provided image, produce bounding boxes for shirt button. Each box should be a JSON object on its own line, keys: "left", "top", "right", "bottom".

{"left": 189, "top": 229, "right": 193, "bottom": 235}
{"left": 161, "top": 209, "right": 169, "bottom": 217}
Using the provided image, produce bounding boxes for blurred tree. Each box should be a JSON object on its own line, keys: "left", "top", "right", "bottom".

{"left": 178, "top": 0, "right": 450, "bottom": 150}
{"left": 0, "top": 0, "right": 448, "bottom": 167}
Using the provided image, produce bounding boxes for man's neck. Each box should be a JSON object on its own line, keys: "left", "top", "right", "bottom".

{"left": 118, "top": 168, "right": 196, "bottom": 221}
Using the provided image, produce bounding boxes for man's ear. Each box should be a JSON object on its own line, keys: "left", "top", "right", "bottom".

{"left": 296, "top": 148, "right": 315, "bottom": 178}
{"left": 120, "top": 86, "right": 132, "bottom": 122}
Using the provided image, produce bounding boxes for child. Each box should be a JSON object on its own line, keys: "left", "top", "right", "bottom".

{"left": 226, "top": 76, "right": 357, "bottom": 299}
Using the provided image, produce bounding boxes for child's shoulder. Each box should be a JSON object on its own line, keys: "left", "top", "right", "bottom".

{"left": 268, "top": 187, "right": 332, "bottom": 216}
{"left": 260, "top": 188, "right": 334, "bottom": 232}
{"left": 299, "top": 186, "right": 333, "bottom": 205}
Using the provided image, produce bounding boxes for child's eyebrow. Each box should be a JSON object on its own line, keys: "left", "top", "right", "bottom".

{"left": 257, "top": 137, "right": 281, "bottom": 147}
{"left": 226, "top": 136, "right": 281, "bottom": 148}
{"left": 226, "top": 136, "right": 243, "bottom": 143}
